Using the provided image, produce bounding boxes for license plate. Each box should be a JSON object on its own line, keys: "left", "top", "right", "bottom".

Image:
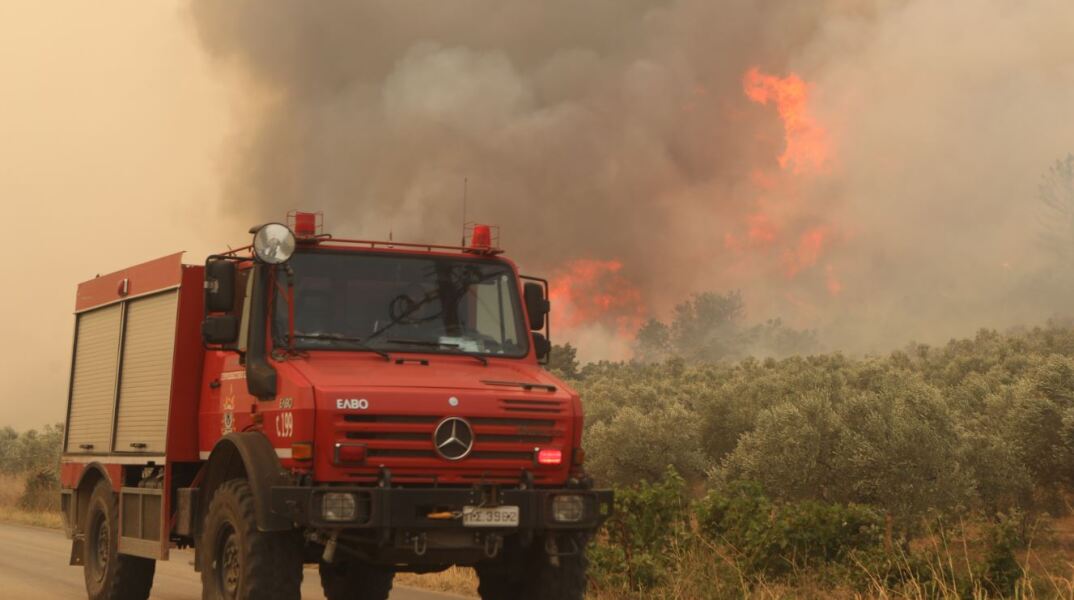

{"left": 462, "top": 505, "right": 519, "bottom": 527}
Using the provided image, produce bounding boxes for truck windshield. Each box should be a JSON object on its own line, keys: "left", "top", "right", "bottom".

{"left": 272, "top": 250, "right": 530, "bottom": 358}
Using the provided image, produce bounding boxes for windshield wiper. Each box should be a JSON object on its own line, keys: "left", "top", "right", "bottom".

{"left": 291, "top": 333, "right": 391, "bottom": 361}
{"left": 384, "top": 338, "right": 489, "bottom": 366}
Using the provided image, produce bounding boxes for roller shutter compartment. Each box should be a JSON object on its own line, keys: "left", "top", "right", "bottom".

{"left": 114, "top": 291, "right": 178, "bottom": 453}
{"left": 66, "top": 304, "right": 123, "bottom": 453}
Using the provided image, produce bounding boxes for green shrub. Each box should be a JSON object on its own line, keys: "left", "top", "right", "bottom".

{"left": 715, "top": 370, "right": 970, "bottom": 534}
{"left": 696, "top": 481, "right": 883, "bottom": 578}
{"left": 584, "top": 404, "right": 708, "bottom": 486}
{"left": 590, "top": 467, "right": 689, "bottom": 592}
{"left": 980, "top": 511, "right": 1026, "bottom": 596}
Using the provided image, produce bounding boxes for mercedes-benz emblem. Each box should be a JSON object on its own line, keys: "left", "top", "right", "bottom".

{"left": 433, "top": 417, "right": 474, "bottom": 461}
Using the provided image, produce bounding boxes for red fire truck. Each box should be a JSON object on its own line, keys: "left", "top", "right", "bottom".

{"left": 60, "top": 213, "right": 612, "bottom": 600}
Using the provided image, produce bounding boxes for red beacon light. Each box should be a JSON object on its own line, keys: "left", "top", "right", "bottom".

{"left": 463, "top": 223, "right": 503, "bottom": 254}
{"left": 288, "top": 210, "right": 323, "bottom": 239}
{"left": 470, "top": 224, "right": 492, "bottom": 249}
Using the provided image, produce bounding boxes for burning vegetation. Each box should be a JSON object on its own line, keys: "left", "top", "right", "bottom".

{"left": 549, "top": 259, "right": 647, "bottom": 338}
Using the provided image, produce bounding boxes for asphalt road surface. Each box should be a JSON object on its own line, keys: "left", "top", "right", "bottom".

{"left": 0, "top": 523, "right": 465, "bottom": 600}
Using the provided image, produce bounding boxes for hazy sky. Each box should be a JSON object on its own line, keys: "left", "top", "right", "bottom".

{"left": 1, "top": 2, "right": 236, "bottom": 429}
{"left": 3, "top": 1, "right": 1074, "bottom": 430}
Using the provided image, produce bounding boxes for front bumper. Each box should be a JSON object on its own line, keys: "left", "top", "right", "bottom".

{"left": 270, "top": 485, "right": 613, "bottom": 532}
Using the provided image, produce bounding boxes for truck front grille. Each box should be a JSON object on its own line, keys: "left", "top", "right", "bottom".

{"left": 335, "top": 402, "right": 566, "bottom": 474}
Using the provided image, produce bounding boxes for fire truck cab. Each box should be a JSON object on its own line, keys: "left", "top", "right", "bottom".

{"left": 60, "top": 213, "right": 612, "bottom": 600}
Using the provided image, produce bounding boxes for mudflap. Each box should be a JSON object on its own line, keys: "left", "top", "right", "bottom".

{"left": 69, "top": 536, "right": 84, "bottom": 566}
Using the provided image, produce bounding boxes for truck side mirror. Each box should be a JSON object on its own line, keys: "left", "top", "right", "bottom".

{"left": 205, "top": 259, "right": 237, "bottom": 313}
{"left": 203, "top": 315, "right": 239, "bottom": 345}
{"left": 203, "top": 258, "right": 240, "bottom": 347}
{"left": 532, "top": 332, "right": 551, "bottom": 362}
{"left": 524, "top": 282, "right": 549, "bottom": 331}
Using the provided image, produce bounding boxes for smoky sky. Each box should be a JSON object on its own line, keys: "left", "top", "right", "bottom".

{"left": 190, "top": 0, "right": 1074, "bottom": 357}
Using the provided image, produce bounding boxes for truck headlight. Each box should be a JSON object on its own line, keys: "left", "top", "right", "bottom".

{"left": 322, "top": 492, "right": 357, "bottom": 522}
{"left": 552, "top": 494, "right": 585, "bottom": 523}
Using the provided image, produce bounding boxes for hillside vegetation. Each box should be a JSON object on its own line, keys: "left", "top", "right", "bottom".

{"left": 551, "top": 321, "right": 1074, "bottom": 597}
{"left": 10, "top": 320, "right": 1074, "bottom": 596}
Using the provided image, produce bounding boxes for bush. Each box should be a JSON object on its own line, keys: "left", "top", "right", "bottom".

{"left": 0, "top": 423, "right": 63, "bottom": 475}
{"left": 548, "top": 343, "right": 581, "bottom": 380}
{"left": 18, "top": 468, "right": 60, "bottom": 512}
{"left": 715, "top": 369, "right": 970, "bottom": 534}
{"left": 0, "top": 424, "right": 63, "bottom": 514}
{"left": 980, "top": 511, "right": 1026, "bottom": 596}
{"left": 590, "top": 467, "right": 689, "bottom": 592}
{"left": 585, "top": 403, "right": 708, "bottom": 486}
{"left": 696, "top": 481, "right": 883, "bottom": 578}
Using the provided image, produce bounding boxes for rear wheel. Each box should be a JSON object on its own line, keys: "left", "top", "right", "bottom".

{"left": 82, "top": 480, "right": 156, "bottom": 600}
{"left": 318, "top": 560, "right": 395, "bottom": 600}
{"left": 475, "top": 535, "right": 588, "bottom": 600}
{"left": 199, "top": 479, "right": 303, "bottom": 600}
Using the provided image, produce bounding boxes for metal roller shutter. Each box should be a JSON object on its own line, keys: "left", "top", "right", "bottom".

{"left": 114, "top": 291, "right": 178, "bottom": 453}
{"left": 66, "top": 304, "right": 122, "bottom": 453}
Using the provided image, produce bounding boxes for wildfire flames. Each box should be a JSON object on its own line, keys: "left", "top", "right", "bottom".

{"left": 550, "top": 67, "right": 841, "bottom": 352}
{"left": 742, "top": 67, "right": 831, "bottom": 174}
{"left": 548, "top": 259, "right": 646, "bottom": 337}
{"left": 733, "top": 67, "right": 842, "bottom": 295}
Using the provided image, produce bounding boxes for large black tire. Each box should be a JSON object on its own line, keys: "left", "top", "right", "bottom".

{"left": 318, "top": 560, "right": 395, "bottom": 600}
{"left": 82, "top": 480, "right": 156, "bottom": 600}
{"left": 476, "top": 536, "right": 588, "bottom": 600}
{"left": 199, "top": 479, "right": 303, "bottom": 600}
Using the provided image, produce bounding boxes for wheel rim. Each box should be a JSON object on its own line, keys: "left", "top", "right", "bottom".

{"left": 88, "top": 509, "right": 109, "bottom": 583}
{"left": 216, "top": 524, "right": 241, "bottom": 599}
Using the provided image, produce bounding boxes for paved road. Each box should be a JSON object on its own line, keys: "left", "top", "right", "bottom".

{"left": 0, "top": 523, "right": 463, "bottom": 600}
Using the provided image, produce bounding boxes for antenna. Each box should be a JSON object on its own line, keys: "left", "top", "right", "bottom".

{"left": 461, "top": 177, "right": 468, "bottom": 246}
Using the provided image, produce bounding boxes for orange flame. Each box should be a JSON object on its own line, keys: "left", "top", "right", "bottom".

{"left": 743, "top": 67, "right": 831, "bottom": 174}
{"left": 549, "top": 259, "right": 646, "bottom": 337}
{"left": 826, "top": 265, "right": 843, "bottom": 296}
{"left": 782, "top": 226, "right": 830, "bottom": 277}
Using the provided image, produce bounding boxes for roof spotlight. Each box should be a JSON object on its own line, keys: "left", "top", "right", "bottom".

{"left": 251, "top": 223, "right": 296, "bottom": 264}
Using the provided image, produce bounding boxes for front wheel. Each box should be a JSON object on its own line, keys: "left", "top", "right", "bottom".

{"left": 199, "top": 479, "right": 303, "bottom": 600}
{"left": 475, "top": 535, "right": 589, "bottom": 600}
{"left": 82, "top": 480, "right": 155, "bottom": 600}
{"left": 318, "top": 560, "right": 395, "bottom": 600}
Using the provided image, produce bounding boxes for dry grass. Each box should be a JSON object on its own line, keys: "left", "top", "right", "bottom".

{"left": 0, "top": 473, "right": 23, "bottom": 506}
{"left": 0, "top": 472, "right": 63, "bottom": 530}
{"left": 0, "top": 504, "right": 63, "bottom": 529}
{"left": 376, "top": 529, "right": 1074, "bottom": 600}
{"left": 394, "top": 566, "right": 479, "bottom": 597}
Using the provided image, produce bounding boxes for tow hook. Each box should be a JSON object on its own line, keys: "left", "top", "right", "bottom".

{"left": 412, "top": 532, "right": 427, "bottom": 556}
{"left": 322, "top": 532, "right": 339, "bottom": 563}
{"left": 544, "top": 534, "right": 582, "bottom": 564}
{"left": 484, "top": 533, "right": 503, "bottom": 559}
{"left": 545, "top": 535, "right": 560, "bottom": 567}
{"left": 378, "top": 467, "right": 393, "bottom": 488}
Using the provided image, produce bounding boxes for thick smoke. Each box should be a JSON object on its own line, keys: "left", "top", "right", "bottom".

{"left": 190, "top": 0, "right": 1074, "bottom": 359}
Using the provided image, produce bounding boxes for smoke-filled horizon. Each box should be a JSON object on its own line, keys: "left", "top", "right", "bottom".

{"left": 190, "top": 0, "right": 1074, "bottom": 360}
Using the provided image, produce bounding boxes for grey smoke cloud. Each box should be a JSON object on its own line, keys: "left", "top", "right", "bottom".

{"left": 190, "top": 0, "right": 1074, "bottom": 358}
